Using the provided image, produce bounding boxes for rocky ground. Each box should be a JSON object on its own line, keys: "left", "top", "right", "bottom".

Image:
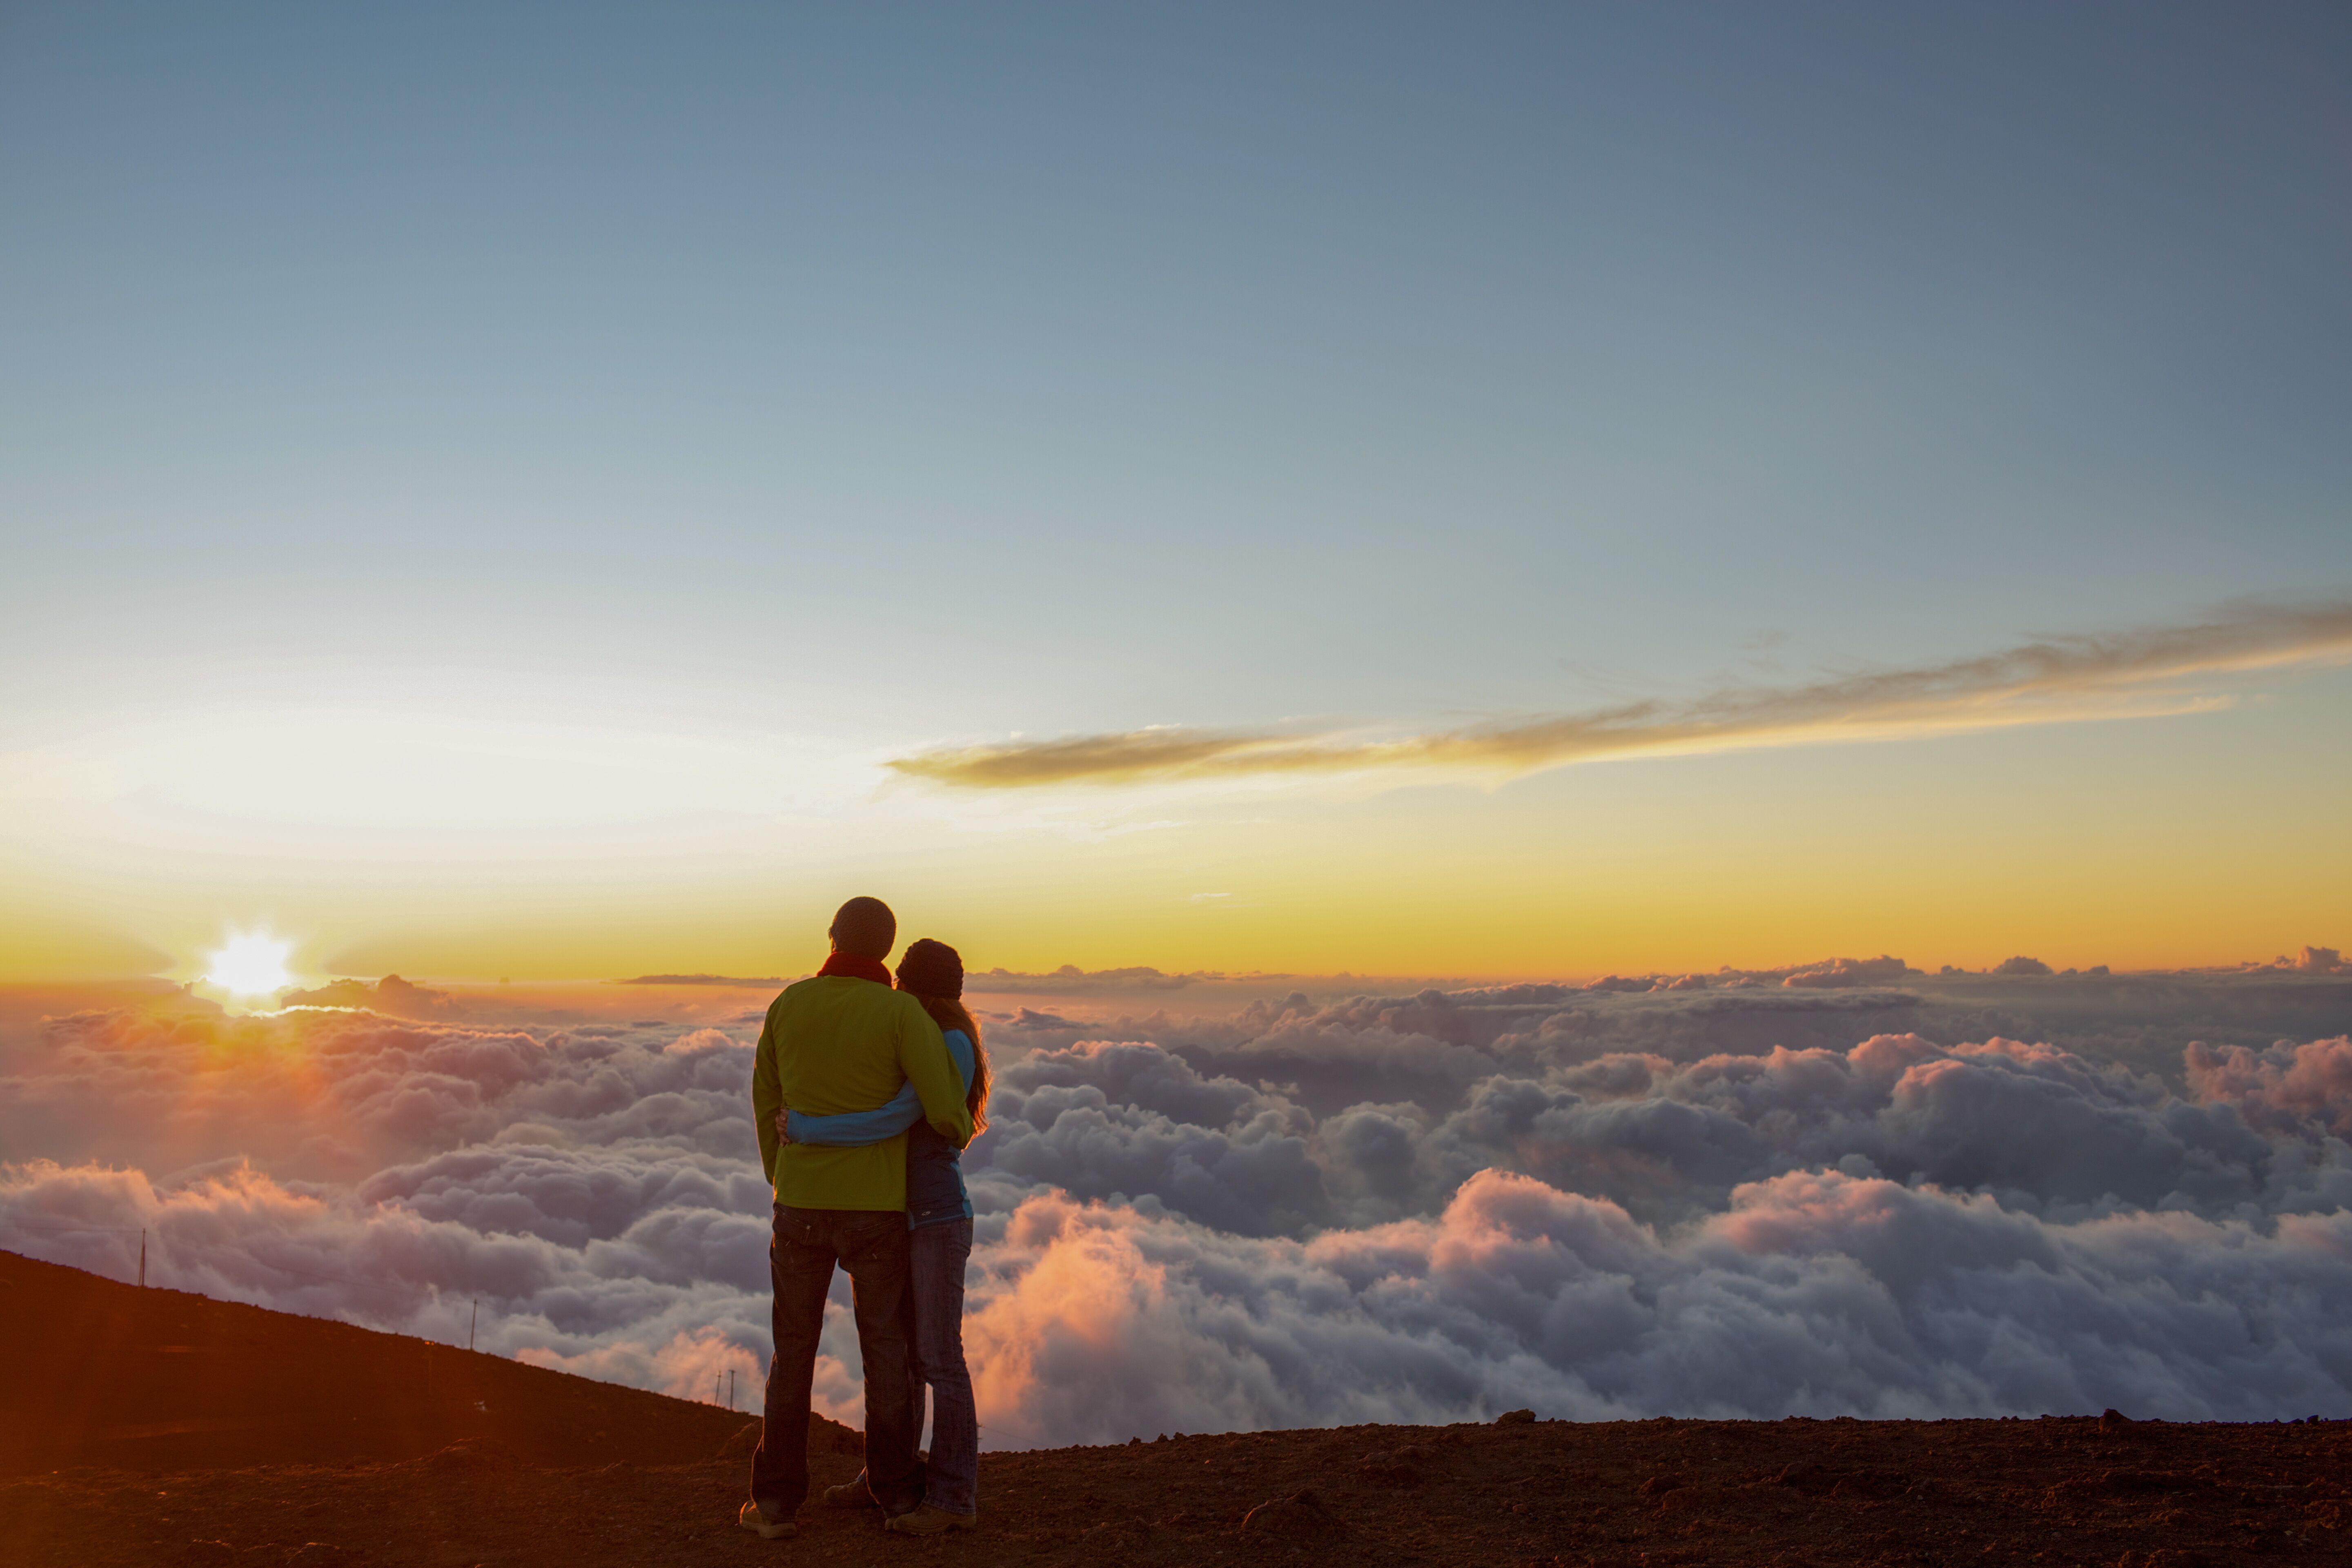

{"left": 6, "top": 1252, "right": 2346, "bottom": 1566}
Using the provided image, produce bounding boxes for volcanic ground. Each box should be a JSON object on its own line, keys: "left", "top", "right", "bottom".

{"left": 3, "top": 1250, "right": 2345, "bottom": 1566}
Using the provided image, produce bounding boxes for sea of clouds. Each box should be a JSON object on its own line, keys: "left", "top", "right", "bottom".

{"left": 5, "top": 956, "right": 2352, "bottom": 1446}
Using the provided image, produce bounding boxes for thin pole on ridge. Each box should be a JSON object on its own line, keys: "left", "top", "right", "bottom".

{"left": 470, "top": 1298, "right": 478, "bottom": 1352}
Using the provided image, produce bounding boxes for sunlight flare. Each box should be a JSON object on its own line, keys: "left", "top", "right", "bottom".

{"left": 203, "top": 931, "right": 293, "bottom": 997}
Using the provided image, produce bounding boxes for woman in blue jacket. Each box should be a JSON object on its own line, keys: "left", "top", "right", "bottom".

{"left": 780, "top": 936, "right": 989, "bottom": 1535}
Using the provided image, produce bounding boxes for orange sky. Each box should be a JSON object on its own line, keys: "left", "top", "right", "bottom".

{"left": 4, "top": 657, "right": 2345, "bottom": 989}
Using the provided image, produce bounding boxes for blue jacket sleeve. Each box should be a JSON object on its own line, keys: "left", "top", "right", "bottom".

{"left": 785, "top": 1030, "right": 975, "bottom": 1148}
{"left": 785, "top": 1081, "right": 922, "bottom": 1147}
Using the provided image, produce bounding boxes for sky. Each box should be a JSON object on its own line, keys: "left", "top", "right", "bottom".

{"left": 3, "top": 2, "right": 2349, "bottom": 986}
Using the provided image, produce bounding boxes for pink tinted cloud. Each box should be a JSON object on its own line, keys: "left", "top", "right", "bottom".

{"left": 2188, "top": 1036, "right": 2352, "bottom": 1136}
{"left": 6, "top": 978, "right": 2352, "bottom": 1443}
{"left": 953, "top": 1169, "right": 2352, "bottom": 1442}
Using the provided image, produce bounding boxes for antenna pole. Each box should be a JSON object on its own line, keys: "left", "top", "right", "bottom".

{"left": 470, "top": 1298, "right": 478, "bottom": 1352}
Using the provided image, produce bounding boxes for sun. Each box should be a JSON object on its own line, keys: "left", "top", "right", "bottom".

{"left": 203, "top": 932, "right": 294, "bottom": 997}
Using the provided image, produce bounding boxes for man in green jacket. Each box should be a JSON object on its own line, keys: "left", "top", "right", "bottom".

{"left": 739, "top": 896, "right": 976, "bottom": 1539}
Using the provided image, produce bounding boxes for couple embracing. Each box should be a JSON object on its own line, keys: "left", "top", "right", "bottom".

{"left": 738, "top": 896, "right": 991, "bottom": 1539}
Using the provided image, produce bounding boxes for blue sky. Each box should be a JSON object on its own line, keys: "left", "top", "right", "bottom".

{"left": 2, "top": 4, "right": 2347, "bottom": 978}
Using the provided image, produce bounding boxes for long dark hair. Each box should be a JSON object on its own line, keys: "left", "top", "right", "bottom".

{"left": 894, "top": 938, "right": 990, "bottom": 1134}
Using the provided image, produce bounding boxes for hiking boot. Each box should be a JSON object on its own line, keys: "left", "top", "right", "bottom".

{"left": 884, "top": 1504, "right": 978, "bottom": 1536}
{"left": 822, "top": 1481, "right": 881, "bottom": 1509}
{"left": 737, "top": 1501, "right": 797, "bottom": 1540}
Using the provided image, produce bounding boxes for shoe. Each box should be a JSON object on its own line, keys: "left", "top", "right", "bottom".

{"left": 738, "top": 1501, "right": 797, "bottom": 1540}
{"left": 822, "top": 1481, "right": 881, "bottom": 1509}
{"left": 884, "top": 1504, "right": 978, "bottom": 1535}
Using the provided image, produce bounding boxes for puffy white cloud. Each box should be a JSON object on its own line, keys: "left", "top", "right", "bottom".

{"left": 959, "top": 1169, "right": 2352, "bottom": 1443}
{"left": 0, "top": 1002, "right": 760, "bottom": 1183}
{"left": 978, "top": 1042, "right": 1331, "bottom": 1237}
{"left": 4, "top": 976, "right": 2352, "bottom": 1446}
{"left": 969, "top": 1029, "right": 2344, "bottom": 1231}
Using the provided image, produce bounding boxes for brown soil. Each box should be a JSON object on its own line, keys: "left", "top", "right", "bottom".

{"left": 6, "top": 1252, "right": 2348, "bottom": 1566}
{"left": 0, "top": 1250, "right": 761, "bottom": 1473}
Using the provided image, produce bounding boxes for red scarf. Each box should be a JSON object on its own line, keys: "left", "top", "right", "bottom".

{"left": 817, "top": 951, "right": 893, "bottom": 985}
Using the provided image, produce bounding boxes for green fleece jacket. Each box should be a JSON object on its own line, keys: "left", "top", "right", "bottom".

{"left": 752, "top": 975, "right": 974, "bottom": 1211}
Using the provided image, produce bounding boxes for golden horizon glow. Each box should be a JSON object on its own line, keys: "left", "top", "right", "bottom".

{"left": 3, "top": 624, "right": 2347, "bottom": 992}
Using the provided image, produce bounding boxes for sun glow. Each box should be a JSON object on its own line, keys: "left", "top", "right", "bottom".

{"left": 203, "top": 932, "right": 294, "bottom": 997}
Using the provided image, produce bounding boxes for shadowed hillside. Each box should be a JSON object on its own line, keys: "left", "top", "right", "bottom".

{"left": 0, "top": 1250, "right": 770, "bottom": 1472}
{"left": 5, "top": 1251, "right": 2349, "bottom": 1566}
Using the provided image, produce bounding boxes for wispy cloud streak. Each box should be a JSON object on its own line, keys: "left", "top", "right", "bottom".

{"left": 890, "top": 601, "right": 2352, "bottom": 788}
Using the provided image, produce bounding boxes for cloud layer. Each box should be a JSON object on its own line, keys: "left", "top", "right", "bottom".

{"left": 890, "top": 599, "right": 2352, "bottom": 787}
{"left": 960, "top": 1169, "right": 2352, "bottom": 1443}
{"left": 5, "top": 970, "right": 2352, "bottom": 1443}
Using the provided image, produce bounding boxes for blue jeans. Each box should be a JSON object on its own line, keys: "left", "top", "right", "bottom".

{"left": 750, "top": 1205, "right": 924, "bottom": 1517}
{"left": 852, "top": 1217, "right": 978, "bottom": 1515}
{"left": 909, "top": 1217, "right": 978, "bottom": 1515}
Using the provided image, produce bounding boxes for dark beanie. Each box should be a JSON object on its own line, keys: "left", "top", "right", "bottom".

{"left": 895, "top": 938, "right": 964, "bottom": 999}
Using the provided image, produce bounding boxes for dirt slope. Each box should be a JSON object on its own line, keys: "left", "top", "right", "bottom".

{"left": 5, "top": 1251, "right": 2348, "bottom": 1566}
{"left": 0, "top": 1250, "right": 765, "bottom": 1472}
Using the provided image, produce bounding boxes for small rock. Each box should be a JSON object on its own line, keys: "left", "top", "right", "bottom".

{"left": 2099, "top": 1408, "right": 2134, "bottom": 1434}
{"left": 1495, "top": 1408, "right": 1536, "bottom": 1425}
{"left": 1639, "top": 1474, "right": 1688, "bottom": 1498}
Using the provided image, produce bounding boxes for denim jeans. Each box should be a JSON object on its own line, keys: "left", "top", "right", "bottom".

{"left": 909, "top": 1217, "right": 978, "bottom": 1515}
{"left": 850, "top": 1216, "right": 978, "bottom": 1515}
{"left": 748, "top": 1205, "right": 923, "bottom": 1517}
